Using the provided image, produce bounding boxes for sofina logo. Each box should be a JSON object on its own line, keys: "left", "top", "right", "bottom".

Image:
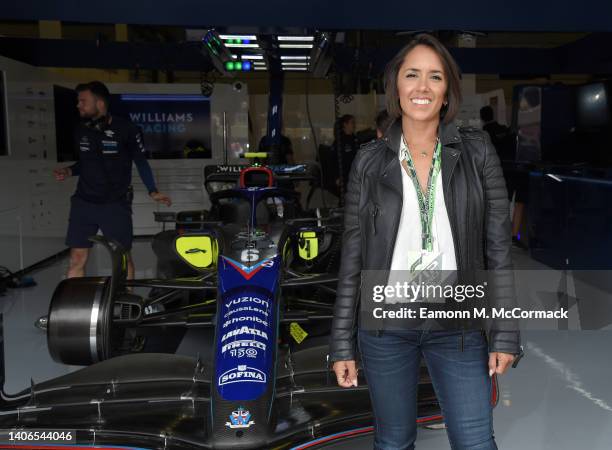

{"left": 218, "top": 365, "right": 266, "bottom": 386}
{"left": 226, "top": 406, "right": 254, "bottom": 429}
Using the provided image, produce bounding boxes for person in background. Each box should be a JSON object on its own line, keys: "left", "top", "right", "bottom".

{"left": 480, "top": 105, "right": 514, "bottom": 161}
{"left": 332, "top": 114, "right": 359, "bottom": 190}
{"left": 54, "top": 81, "right": 171, "bottom": 280}
{"left": 258, "top": 130, "right": 294, "bottom": 164}
{"left": 375, "top": 109, "right": 393, "bottom": 139}
{"left": 480, "top": 105, "right": 526, "bottom": 248}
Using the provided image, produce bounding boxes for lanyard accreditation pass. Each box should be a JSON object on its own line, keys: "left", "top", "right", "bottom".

{"left": 401, "top": 136, "right": 442, "bottom": 254}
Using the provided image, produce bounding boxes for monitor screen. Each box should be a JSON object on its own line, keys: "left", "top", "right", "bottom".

{"left": 111, "top": 94, "right": 212, "bottom": 159}
{"left": 576, "top": 82, "right": 611, "bottom": 131}
{"left": 53, "top": 90, "right": 213, "bottom": 161}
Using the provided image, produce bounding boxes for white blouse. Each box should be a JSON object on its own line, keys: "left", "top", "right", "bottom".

{"left": 389, "top": 138, "right": 457, "bottom": 272}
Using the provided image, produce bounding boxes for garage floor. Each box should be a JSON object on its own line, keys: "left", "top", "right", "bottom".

{"left": 2, "top": 241, "right": 612, "bottom": 449}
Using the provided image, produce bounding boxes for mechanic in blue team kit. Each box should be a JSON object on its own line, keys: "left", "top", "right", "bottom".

{"left": 54, "top": 81, "right": 172, "bottom": 280}
{"left": 330, "top": 34, "right": 521, "bottom": 449}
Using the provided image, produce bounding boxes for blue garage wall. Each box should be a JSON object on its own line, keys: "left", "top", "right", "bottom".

{"left": 2, "top": 0, "right": 612, "bottom": 32}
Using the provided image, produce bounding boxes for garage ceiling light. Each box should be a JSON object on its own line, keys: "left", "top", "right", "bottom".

{"left": 277, "top": 36, "right": 314, "bottom": 41}
{"left": 226, "top": 43, "right": 260, "bottom": 48}
{"left": 279, "top": 44, "right": 313, "bottom": 49}
{"left": 220, "top": 34, "right": 257, "bottom": 40}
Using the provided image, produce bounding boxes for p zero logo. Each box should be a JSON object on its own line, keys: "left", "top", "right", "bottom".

{"left": 175, "top": 235, "right": 216, "bottom": 268}
{"left": 218, "top": 365, "right": 266, "bottom": 386}
{"left": 185, "top": 248, "right": 207, "bottom": 254}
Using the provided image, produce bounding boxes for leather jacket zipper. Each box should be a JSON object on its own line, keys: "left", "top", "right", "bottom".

{"left": 449, "top": 184, "right": 463, "bottom": 274}
{"left": 385, "top": 204, "right": 402, "bottom": 269}
{"left": 465, "top": 171, "right": 470, "bottom": 268}
{"left": 464, "top": 214, "right": 469, "bottom": 270}
{"left": 371, "top": 205, "right": 379, "bottom": 235}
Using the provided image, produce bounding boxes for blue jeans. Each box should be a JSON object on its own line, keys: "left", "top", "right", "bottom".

{"left": 358, "top": 329, "right": 497, "bottom": 450}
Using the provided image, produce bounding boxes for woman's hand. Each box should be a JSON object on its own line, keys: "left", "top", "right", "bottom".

{"left": 488, "top": 352, "right": 515, "bottom": 376}
{"left": 333, "top": 360, "right": 359, "bottom": 387}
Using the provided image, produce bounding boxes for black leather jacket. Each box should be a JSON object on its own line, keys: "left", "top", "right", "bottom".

{"left": 329, "top": 119, "right": 521, "bottom": 362}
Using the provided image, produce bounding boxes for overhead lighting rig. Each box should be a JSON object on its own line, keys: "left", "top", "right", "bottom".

{"left": 198, "top": 30, "right": 333, "bottom": 75}
{"left": 308, "top": 32, "right": 333, "bottom": 77}
{"left": 201, "top": 29, "right": 236, "bottom": 76}
{"left": 201, "top": 30, "right": 265, "bottom": 74}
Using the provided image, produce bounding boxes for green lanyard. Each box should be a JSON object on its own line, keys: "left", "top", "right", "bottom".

{"left": 401, "top": 136, "right": 442, "bottom": 252}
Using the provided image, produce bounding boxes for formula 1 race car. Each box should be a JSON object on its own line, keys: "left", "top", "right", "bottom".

{"left": 0, "top": 155, "right": 493, "bottom": 449}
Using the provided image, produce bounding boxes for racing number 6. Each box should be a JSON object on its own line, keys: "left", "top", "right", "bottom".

{"left": 241, "top": 248, "right": 259, "bottom": 262}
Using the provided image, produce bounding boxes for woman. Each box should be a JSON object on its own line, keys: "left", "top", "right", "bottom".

{"left": 329, "top": 34, "right": 521, "bottom": 450}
